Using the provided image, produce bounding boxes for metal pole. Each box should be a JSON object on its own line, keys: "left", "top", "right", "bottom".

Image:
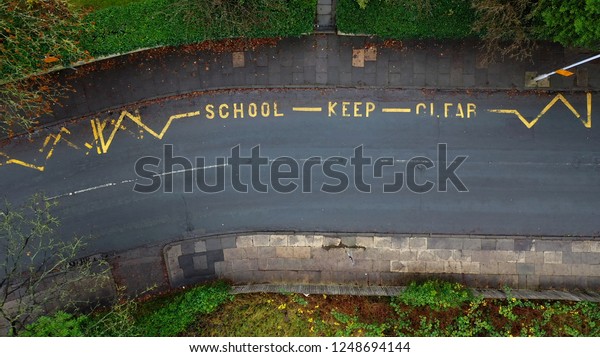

{"left": 533, "top": 53, "right": 600, "bottom": 81}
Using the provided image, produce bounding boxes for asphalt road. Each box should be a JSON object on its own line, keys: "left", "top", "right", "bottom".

{"left": 1, "top": 88, "right": 598, "bottom": 254}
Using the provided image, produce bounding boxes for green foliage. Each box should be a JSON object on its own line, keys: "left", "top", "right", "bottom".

{"left": 331, "top": 310, "right": 389, "bottom": 336}
{"left": 2, "top": 0, "right": 315, "bottom": 134}
{"left": 198, "top": 292, "right": 318, "bottom": 337}
{"left": 80, "top": 0, "right": 175, "bottom": 56}
{"left": 471, "top": 0, "right": 541, "bottom": 64}
{"left": 537, "top": 0, "right": 600, "bottom": 49}
{"left": 448, "top": 295, "right": 498, "bottom": 336}
{"left": 0, "top": 194, "right": 104, "bottom": 336}
{"left": 206, "top": 286, "right": 599, "bottom": 337}
{"left": 355, "top": 0, "right": 369, "bottom": 9}
{"left": 20, "top": 281, "right": 233, "bottom": 337}
{"left": 18, "top": 280, "right": 600, "bottom": 337}
{"left": 134, "top": 281, "right": 233, "bottom": 336}
{"left": 471, "top": 0, "right": 599, "bottom": 58}
{"left": 81, "top": 0, "right": 316, "bottom": 57}
{"left": 82, "top": 286, "right": 142, "bottom": 337}
{"left": 393, "top": 280, "right": 473, "bottom": 311}
{"left": 414, "top": 316, "right": 444, "bottom": 337}
{"left": 343, "top": 0, "right": 598, "bottom": 56}
{"left": 67, "top": 0, "right": 143, "bottom": 10}
{"left": 338, "top": 0, "right": 475, "bottom": 39}
{"left": 0, "top": 0, "right": 86, "bottom": 81}
{"left": 0, "top": 0, "right": 88, "bottom": 134}
{"left": 576, "top": 301, "right": 600, "bottom": 335}
{"left": 292, "top": 294, "right": 308, "bottom": 306}
{"left": 19, "top": 311, "right": 88, "bottom": 336}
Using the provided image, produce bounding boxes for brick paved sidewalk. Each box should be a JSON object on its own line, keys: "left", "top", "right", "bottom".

{"left": 42, "top": 34, "right": 599, "bottom": 129}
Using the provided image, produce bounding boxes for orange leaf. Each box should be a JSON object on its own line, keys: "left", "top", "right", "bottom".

{"left": 44, "top": 56, "right": 60, "bottom": 63}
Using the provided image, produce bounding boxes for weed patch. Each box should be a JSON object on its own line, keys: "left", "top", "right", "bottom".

{"left": 392, "top": 280, "right": 473, "bottom": 311}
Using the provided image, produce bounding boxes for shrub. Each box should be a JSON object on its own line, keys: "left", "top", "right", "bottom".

{"left": 337, "top": 0, "right": 475, "bottom": 39}
{"left": 536, "top": 0, "right": 600, "bottom": 50}
{"left": 472, "top": 0, "right": 541, "bottom": 64}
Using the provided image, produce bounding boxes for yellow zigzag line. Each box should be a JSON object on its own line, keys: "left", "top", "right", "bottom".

{"left": 0, "top": 110, "right": 200, "bottom": 172}
{"left": 488, "top": 93, "right": 592, "bottom": 129}
{"left": 91, "top": 110, "right": 200, "bottom": 154}
{"left": 0, "top": 128, "right": 77, "bottom": 172}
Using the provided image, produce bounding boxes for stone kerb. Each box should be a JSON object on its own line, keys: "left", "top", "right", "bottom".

{"left": 163, "top": 233, "right": 600, "bottom": 290}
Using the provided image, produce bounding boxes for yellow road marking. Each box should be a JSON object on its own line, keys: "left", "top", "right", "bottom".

{"left": 3, "top": 108, "right": 202, "bottom": 171}
{"left": 1, "top": 127, "right": 77, "bottom": 171}
{"left": 292, "top": 107, "right": 322, "bottom": 112}
{"left": 382, "top": 108, "right": 412, "bottom": 113}
{"left": 488, "top": 93, "right": 590, "bottom": 128}
{"left": 39, "top": 128, "right": 77, "bottom": 160}
{"left": 91, "top": 110, "right": 201, "bottom": 154}
{"left": 90, "top": 118, "right": 102, "bottom": 155}
{"left": 586, "top": 92, "right": 592, "bottom": 128}
{"left": 6, "top": 159, "right": 45, "bottom": 172}
{"left": 1, "top": 151, "right": 44, "bottom": 171}
{"left": 487, "top": 109, "right": 535, "bottom": 128}
{"left": 2, "top": 93, "right": 593, "bottom": 172}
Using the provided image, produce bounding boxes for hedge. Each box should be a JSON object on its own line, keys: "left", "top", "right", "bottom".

{"left": 81, "top": 0, "right": 317, "bottom": 57}
{"left": 337, "top": 0, "right": 475, "bottom": 40}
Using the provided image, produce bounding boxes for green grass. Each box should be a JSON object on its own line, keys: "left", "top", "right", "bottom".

{"left": 337, "top": 0, "right": 475, "bottom": 39}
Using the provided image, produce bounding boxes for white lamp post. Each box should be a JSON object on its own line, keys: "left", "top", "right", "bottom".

{"left": 533, "top": 53, "right": 600, "bottom": 81}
